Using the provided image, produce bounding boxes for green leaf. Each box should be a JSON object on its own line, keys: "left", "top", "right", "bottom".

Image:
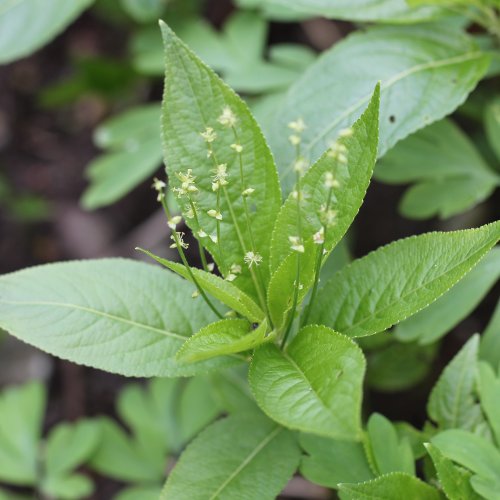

{"left": 45, "top": 420, "right": 100, "bottom": 477}
{"left": 427, "top": 335, "right": 482, "bottom": 431}
{"left": 160, "top": 22, "right": 281, "bottom": 300}
{"left": 366, "top": 413, "right": 415, "bottom": 476}
{"left": 477, "top": 362, "right": 500, "bottom": 445}
{"left": 177, "top": 376, "right": 222, "bottom": 446}
{"left": 209, "top": 367, "right": 259, "bottom": 415}
{"left": 41, "top": 473, "right": 93, "bottom": 500}
{"left": 249, "top": 325, "right": 365, "bottom": 438}
{"left": 425, "top": 443, "right": 482, "bottom": 500}
{"left": 177, "top": 319, "right": 271, "bottom": 363}
{"left": 266, "top": 240, "right": 316, "bottom": 331}
{"left": 395, "top": 248, "right": 500, "bottom": 344}
{"left": 269, "top": 84, "right": 380, "bottom": 272}
{"left": 89, "top": 417, "right": 165, "bottom": 483}
{"left": 484, "top": 96, "right": 500, "bottom": 163}
{"left": 0, "top": 0, "right": 94, "bottom": 64}
{"left": 0, "top": 259, "right": 240, "bottom": 377}
{"left": 300, "top": 433, "right": 374, "bottom": 489}
{"left": 121, "top": 0, "right": 164, "bottom": 23}
{"left": 308, "top": 222, "right": 500, "bottom": 337}
{"left": 116, "top": 486, "right": 163, "bottom": 500}
{"left": 138, "top": 249, "right": 264, "bottom": 322}
{"left": 338, "top": 472, "right": 443, "bottom": 499}
{"left": 376, "top": 119, "right": 500, "bottom": 219}
{"left": 258, "top": 0, "right": 449, "bottom": 23}
{"left": 367, "top": 340, "right": 437, "bottom": 391}
{"left": 480, "top": 299, "right": 500, "bottom": 369}
{"left": 432, "top": 430, "right": 500, "bottom": 494}
{"left": 161, "top": 414, "right": 300, "bottom": 500}
{"left": 470, "top": 475, "right": 500, "bottom": 500}
{"left": 117, "top": 376, "right": 221, "bottom": 457}
{"left": 268, "top": 26, "right": 489, "bottom": 192}
{"left": 81, "top": 105, "right": 162, "bottom": 210}
{"left": 0, "top": 382, "right": 45, "bottom": 485}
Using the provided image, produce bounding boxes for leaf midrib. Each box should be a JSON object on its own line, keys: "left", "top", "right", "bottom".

{"left": 341, "top": 236, "right": 495, "bottom": 335}
{"left": 0, "top": 299, "right": 186, "bottom": 341}
{"left": 208, "top": 426, "right": 282, "bottom": 499}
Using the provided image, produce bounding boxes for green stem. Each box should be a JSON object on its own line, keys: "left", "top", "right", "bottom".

{"left": 161, "top": 198, "right": 223, "bottom": 319}
{"left": 188, "top": 196, "right": 210, "bottom": 272}
{"left": 281, "top": 168, "right": 303, "bottom": 348}
{"left": 300, "top": 187, "right": 333, "bottom": 327}
{"left": 231, "top": 126, "right": 269, "bottom": 316}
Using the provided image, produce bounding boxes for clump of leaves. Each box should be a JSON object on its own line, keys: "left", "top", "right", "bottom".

{"left": 0, "top": 382, "right": 99, "bottom": 500}
{"left": 0, "top": 23, "right": 499, "bottom": 499}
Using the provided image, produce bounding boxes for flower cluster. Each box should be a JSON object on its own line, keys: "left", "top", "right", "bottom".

{"left": 173, "top": 169, "right": 198, "bottom": 198}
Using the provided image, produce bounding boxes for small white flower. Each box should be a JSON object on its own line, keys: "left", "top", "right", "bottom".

{"left": 152, "top": 177, "right": 166, "bottom": 201}
{"left": 293, "top": 157, "right": 308, "bottom": 174}
{"left": 339, "top": 127, "right": 353, "bottom": 138}
{"left": 324, "top": 172, "right": 340, "bottom": 189}
{"left": 209, "top": 234, "right": 218, "bottom": 244}
{"left": 226, "top": 273, "right": 237, "bottom": 282}
{"left": 218, "top": 106, "right": 237, "bottom": 128}
{"left": 152, "top": 177, "right": 166, "bottom": 191}
{"left": 197, "top": 230, "right": 207, "bottom": 238}
{"left": 230, "top": 143, "right": 243, "bottom": 153}
{"left": 201, "top": 127, "right": 217, "bottom": 143}
{"left": 230, "top": 263, "right": 242, "bottom": 274}
{"left": 244, "top": 251, "right": 263, "bottom": 268}
{"left": 212, "top": 163, "right": 229, "bottom": 191}
{"left": 174, "top": 169, "right": 198, "bottom": 198}
{"left": 207, "top": 263, "right": 215, "bottom": 272}
{"left": 328, "top": 141, "right": 348, "bottom": 164}
{"left": 313, "top": 227, "right": 325, "bottom": 245}
{"left": 291, "top": 190, "right": 308, "bottom": 202}
{"left": 242, "top": 187, "right": 255, "bottom": 197}
{"left": 319, "top": 205, "right": 338, "bottom": 227}
{"left": 207, "top": 209, "right": 222, "bottom": 220}
{"left": 289, "top": 236, "right": 305, "bottom": 253}
{"left": 170, "top": 231, "right": 189, "bottom": 249}
{"left": 184, "top": 203, "right": 195, "bottom": 219}
{"left": 168, "top": 215, "right": 182, "bottom": 230}
{"left": 288, "top": 118, "right": 306, "bottom": 133}
{"left": 289, "top": 134, "right": 301, "bottom": 146}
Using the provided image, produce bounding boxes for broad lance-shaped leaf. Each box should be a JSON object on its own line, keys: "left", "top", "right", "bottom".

{"left": 427, "top": 335, "right": 484, "bottom": 432}
{"left": 432, "top": 430, "right": 500, "bottom": 499}
{"left": 477, "top": 362, "right": 500, "bottom": 445}
{"left": 161, "top": 414, "right": 300, "bottom": 500}
{"left": 249, "top": 325, "right": 365, "bottom": 439}
{"left": 395, "top": 247, "right": 500, "bottom": 344}
{"left": 366, "top": 413, "right": 415, "bottom": 476}
{"left": 267, "top": 25, "right": 489, "bottom": 192}
{"left": 259, "top": 0, "right": 448, "bottom": 23}
{"left": 176, "top": 319, "right": 273, "bottom": 363}
{"left": 425, "top": 443, "right": 482, "bottom": 500}
{"left": 338, "top": 472, "right": 443, "bottom": 500}
{"left": 160, "top": 22, "right": 281, "bottom": 301}
{"left": 270, "top": 84, "right": 380, "bottom": 272}
{"left": 376, "top": 119, "right": 500, "bottom": 220}
{"left": 0, "top": 259, "right": 241, "bottom": 377}
{"left": 307, "top": 221, "right": 500, "bottom": 337}
{"left": 138, "top": 248, "right": 264, "bottom": 322}
{"left": 0, "top": 0, "right": 93, "bottom": 64}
